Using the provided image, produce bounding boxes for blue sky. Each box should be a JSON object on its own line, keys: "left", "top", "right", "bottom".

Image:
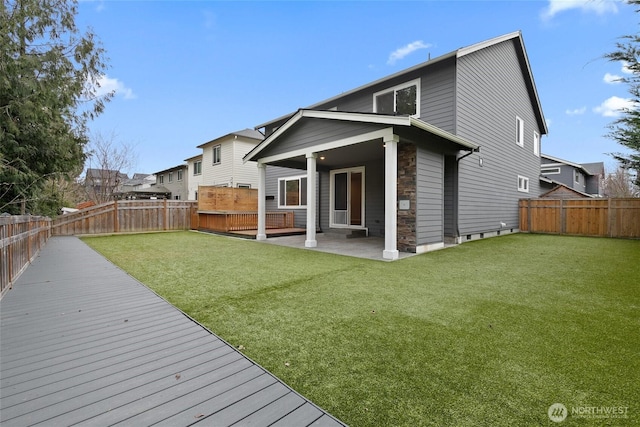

{"left": 77, "top": 0, "right": 638, "bottom": 175}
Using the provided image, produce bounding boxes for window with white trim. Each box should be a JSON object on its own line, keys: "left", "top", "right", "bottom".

{"left": 278, "top": 176, "right": 307, "bottom": 208}
{"left": 517, "top": 175, "right": 529, "bottom": 193}
{"left": 177, "top": 169, "right": 183, "bottom": 181}
{"left": 168, "top": 172, "right": 173, "bottom": 183}
{"left": 541, "top": 166, "right": 561, "bottom": 175}
{"left": 516, "top": 116, "right": 524, "bottom": 147}
{"left": 574, "top": 170, "right": 581, "bottom": 184}
{"left": 237, "top": 183, "right": 251, "bottom": 189}
{"left": 533, "top": 131, "right": 540, "bottom": 156}
{"left": 212, "top": 145, "right": 221, "bottom": 165}
{"left": 373, "top": 79, "right": 420, "bottom": 117}
{"left": 159, "top": 175, "right": 164, "bottom": 184}
{"left": 193, "top": 161, "right": 202, "bottom": 175}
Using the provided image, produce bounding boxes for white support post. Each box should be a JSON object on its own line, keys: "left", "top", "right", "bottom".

{"left": 383, "top": 135, "right": 399, "bottom": 260}
{"left": 256, "top": 162, "right": 267, "bottom": 241}
{"left": 305, "top": 153, "right": 317, "bottom": 248}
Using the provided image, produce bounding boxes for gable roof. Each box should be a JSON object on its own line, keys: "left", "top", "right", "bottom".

{"left": 197, "top": 128, "right": 264, "bottom": 149}
{"left": 244, "top": 109, "right": 479, "bottom": 163}
{"left": 539, "top": 179, "right": 594, "bottom": 199}
{"left": 255, "top": 31, "right": 547, "bottom": 135}
{"left": 541, "top": 154, "right": 599, "bottom": 176}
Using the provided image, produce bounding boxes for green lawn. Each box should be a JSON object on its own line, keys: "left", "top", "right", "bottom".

{"left": 83, "top": 232, "right": 640, "bottom": 426}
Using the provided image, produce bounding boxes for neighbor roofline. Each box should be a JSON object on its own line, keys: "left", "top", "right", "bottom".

{"left": 541, "top": 153, "right": 594, "bottom": 175}
{"left": 197, "top": 129, "right": 264, "bottom": 149}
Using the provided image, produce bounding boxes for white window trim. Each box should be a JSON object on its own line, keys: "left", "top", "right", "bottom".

{"left": 278, "top": 175, "right": 307, "bottom": 209}
{"left": 329, "top": 166, "right": 366, "bottom": 229}
{"left": 212, "top": 144, "right": 222, "bottom": 165}
{"left": 177, "top": 169, "right": 183, "bottom": 181}
{"left": 373, "top": 78, "right": 421, "bottom": 118}
{"left": 516, "top": 116, "right": 524, "bottom": 147}
{"left": 533, "top": 131, "right": 540, "bottom": 156}
{"left": 237, "top": 183, "right": 251, "bottom": 189}
{"left": 517, "top": 175, "right": 529, "bottom": 193}
{"left": 193, "top": 161, "right": 202, "bottom": 176}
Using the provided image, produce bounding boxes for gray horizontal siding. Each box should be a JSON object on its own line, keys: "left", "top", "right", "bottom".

{"left": 416, "top": 147, "right": 444, "bottom": 244}
{"left": 420, "top": 58, "right": 456, "bottom": 132}
{"left": 455, "top": 38, "right": 543, "bottom": 235}
{"left": 260, "top": 119, "right": 384, "bottom": 159}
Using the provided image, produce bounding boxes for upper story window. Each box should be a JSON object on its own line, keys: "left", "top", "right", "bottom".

{"left": 177, "top": 169, "right": 183, "bottom": 181}
{"left": 516, "top": 116, "right": 524, "bottom": 147}
{"left": 574, "top": 170, "right": 581, "bottom": 184}
{"left": 193, "top": 161, "right": 202, "bottom": 175}
{"left": 213, "top": 144, "right": 222, "bottom": 165}
{"left": 278, "top": 176, "right": 307, "bottom": 208}
{"left": 541, "top": 166, "right": 561, "bottom": 175}
{"left": 373, "top": 79, "right": 420, "bottom": 117}
{"left": 159, "top": 175, "right": 164, "bottom": 184}
{"left": 533, "top": 131, "right": 540, "bottom": 156}
{"left": 168, "top": 172, "right": 173, "bottom": 183}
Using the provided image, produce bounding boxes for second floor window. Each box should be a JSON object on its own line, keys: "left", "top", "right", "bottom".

{"left": 516, "top": 116, "right": 524, "bottom": 147}
{"left": 213, "top": 145, "right": 221, "bottom": 165}
{"left": 193, "top": 161, "right": 202, "bottom": 175}
{"left": 168, "top": 172, "right": 173, "bottom": 183}
{"left": 159, "top": 175, "right": 164, "bottom": 184}
{"left": 177, "top": 169, "right": 183, "bottom": 181}
{"left": 373, "top": 79, "right": 420, "bottom": 117}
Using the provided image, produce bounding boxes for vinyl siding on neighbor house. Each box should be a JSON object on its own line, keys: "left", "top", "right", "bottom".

{"left": 455, "top": 38, "right": 542, "bottom": 236}
{"left": 201, "top": 137, "right": 260, "bottom": 188}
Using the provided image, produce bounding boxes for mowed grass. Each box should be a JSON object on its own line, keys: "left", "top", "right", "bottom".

{"left": 83, "top": 232, "right": 640, "bottom": 426}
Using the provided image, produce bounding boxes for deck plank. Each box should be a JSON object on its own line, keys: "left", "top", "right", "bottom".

{"left": 0, "top": 236, "right": 345, "bottom": 427}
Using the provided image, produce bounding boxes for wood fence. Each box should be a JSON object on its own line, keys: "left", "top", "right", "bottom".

{"left": 51, "top": 200, "right": 197, "bottom": 235}
{"left": 0, "top": 215, "right": 51, "bottom": 298}
{"left": 519, "top": 198, "right": 640, "bottom": 238}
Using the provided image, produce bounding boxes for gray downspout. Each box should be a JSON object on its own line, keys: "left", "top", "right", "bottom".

{"left": 455, "top": 147, "right": 480, "bottom": 242}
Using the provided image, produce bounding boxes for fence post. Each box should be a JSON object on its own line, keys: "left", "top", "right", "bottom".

{"left": 607, "top": 198, "right": 613, "bottom": 238}
{"left": 163, "top": 199, "right": 168, "bottom": 231}
{"left": 113, "top": 200, "right": 119, "bottom": 233}
{"left": 560, "top": 199, "right": 566, "bottom": 234}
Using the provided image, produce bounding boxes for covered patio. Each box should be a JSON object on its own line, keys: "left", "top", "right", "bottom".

{"left": 245, "top": 110, "right": 478, "bottom": 260}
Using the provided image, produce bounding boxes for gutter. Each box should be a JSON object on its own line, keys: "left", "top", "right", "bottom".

{"left": 454, "top": 146, "right": 481, "bottom": 242}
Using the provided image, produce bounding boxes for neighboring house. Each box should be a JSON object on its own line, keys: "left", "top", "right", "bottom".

{"left": 540, "top": 154, "right": 604, "bottom": 197}
{"left": 116, "top": 173, "right": 172, "bottom": 200}
{"left": 154, "top": 164, "right": 188, "bottom": 200}
{"left": 196, "top": 129, "right": 264, "bottom": 189}
{"left": 245, "top": 31, "right": 547, "bottom": 260}
{"left": 185, "top": 154, "right": 203, "bottom": 200}
{"left": 539, "top": 183, "right": 593, "bottom": 199}
{"left": 84, "top": 168, "right": 129, "bottom": 203}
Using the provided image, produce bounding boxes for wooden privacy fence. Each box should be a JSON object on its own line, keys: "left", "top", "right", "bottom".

{"left": 51, "top": 200, "right": 197, "bottom": 235}
{"left": 519, "top": 198, "right": 640, "bottom": 238}
{"left": 0, "top": 215, "right": 51, "bottom": 298}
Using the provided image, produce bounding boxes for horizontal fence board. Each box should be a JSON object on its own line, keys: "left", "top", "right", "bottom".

{"left": 519, "top": 198, "right": 640, "bottom": 238}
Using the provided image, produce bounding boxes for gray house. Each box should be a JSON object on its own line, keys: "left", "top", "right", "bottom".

{"left": 245, "top": 31, "right": 547, "bottom": 260}
{"left": 540, "top": 154, "right": 604, "bottom": 197}
{"left": 154, "top": 164, "right": 188, "bottom": 200}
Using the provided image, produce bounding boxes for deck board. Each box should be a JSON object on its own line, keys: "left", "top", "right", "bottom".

{"left": 0, "top": 236, "right": 346, "bottom": 427}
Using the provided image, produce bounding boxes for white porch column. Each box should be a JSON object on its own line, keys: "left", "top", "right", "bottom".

{"left": 256, "top": 162, "right": 267, "bottom": 241}
{"left": 383, "top": 135, "right": 399, "bottom": 260}
{"left": 305, "top": 153, "right": 317, "bottom": 248}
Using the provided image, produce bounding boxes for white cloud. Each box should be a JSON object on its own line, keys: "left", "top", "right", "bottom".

{"left": 566, "top": 106, "right": 587, "bottom": 115}
{"left": 387, "top": 40, "right": 431, "bottom": 65}
{"left": 541, "top": 0, "right": 619, "bottom": 20}
{"left": 593, "top": 96, "right": 635, "bottom": 117}
{"left": 603, "top": 72, "right": 623, "bottom": 84}
{"left": 621, "top": 61, "right": 633, "bottom": 75}
{"left": 93, "top": 74, "right": 136, "bottom": 100}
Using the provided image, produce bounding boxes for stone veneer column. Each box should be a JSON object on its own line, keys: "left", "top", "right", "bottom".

{"left": 397, "top": 142, "right": 417, "bottom": 252}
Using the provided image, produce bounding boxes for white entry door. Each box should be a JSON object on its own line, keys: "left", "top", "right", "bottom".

{"left": 330, "top": 167, "right": 365, "bottom": 227}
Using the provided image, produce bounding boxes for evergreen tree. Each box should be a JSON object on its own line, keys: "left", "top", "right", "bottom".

{"left": 0, "top": 0, "right": 111, "bottom": 215}
{"left": 605, "top": 0, "right": 640, "bottom": 187}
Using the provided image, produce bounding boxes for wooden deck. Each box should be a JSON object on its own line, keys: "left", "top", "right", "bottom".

{"left": 0, "top": 237, "right": 345, "bottom": 427}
